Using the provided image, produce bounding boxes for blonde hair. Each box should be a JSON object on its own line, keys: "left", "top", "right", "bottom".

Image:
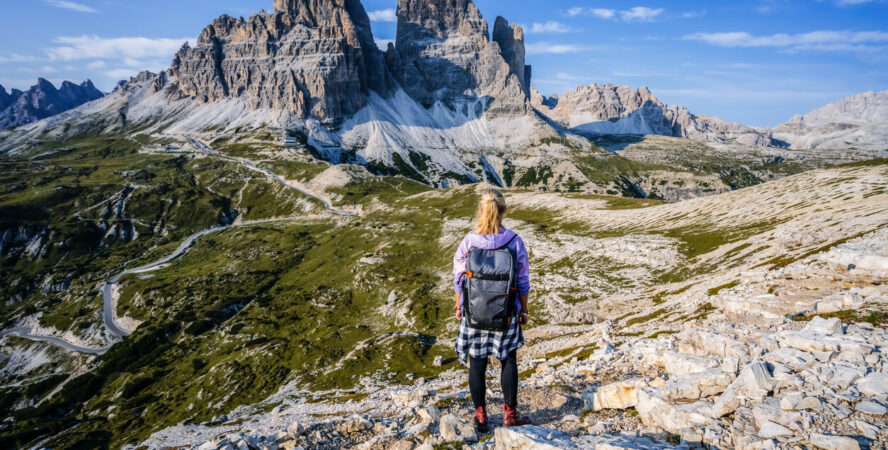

{"left": 475, "top": 188, "right": 507, "bottom": 235}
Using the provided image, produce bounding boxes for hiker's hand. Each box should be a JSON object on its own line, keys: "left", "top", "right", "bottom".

{"left": 456, "top": 308, "right": 462, "bottom": 320}
{"left": 518, "top": 313, "right": 528, "bottom": 326}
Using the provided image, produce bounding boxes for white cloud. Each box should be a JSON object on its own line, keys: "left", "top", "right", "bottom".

{"left": 105, "top": 68, "right": 139, "bottom": 81}
{"left": 374, "top": 38, "right": 394, "bottom": 49}
{"left": 528, "top": 21, "right": 573, "bottom": 34}
{"left": 590, "top": 9, "right": 616, "bottom": 19}
{"left": 836, "top": 0, "right": 876, "bottom": 5}
{"left": 40, "top": 65, "right": 57, "bottom": 74}
{"left": 46, "top": 35, "right": 193, "bottom": 61}
{"left": 86, "top": 60, "right": 106, "bottom": 69}
{"left": 46, "top": 0, "right": 99, "bottom": 13}
{"left": 619, "top": 7, "right": 664, "bottom": 22}
{"left": 0, "top": 54, "right": 46, "bottom": 64}
{"left": 367, "top": 8, "right": 397, "bottom": 22}
{"left": 681, "top": 10, "right": 707, "bottom": 19}
{"left": 683, "top": 30, "right": 888, "bottom": 52}
{"left": 526, "top": 42, "right": 592, "bottom": 55}
{"left": 568, "top": 6, "right": 663, "bottom": 22}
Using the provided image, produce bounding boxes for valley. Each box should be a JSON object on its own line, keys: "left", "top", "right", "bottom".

{"left": 0, "top": 0, "right": 886, "bottom": 448}
{"left": 1, "top": 129, "right": 886, "bottom": 448}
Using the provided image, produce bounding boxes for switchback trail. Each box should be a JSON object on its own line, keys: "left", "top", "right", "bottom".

{"left": 5, "top": 138, "right": 354, "bottom": 354}
{"left": 0, "top": 327, "right": 109, "bottom": 355}
{"left": 187, "top": 137, "right": 354, "bottom": 217}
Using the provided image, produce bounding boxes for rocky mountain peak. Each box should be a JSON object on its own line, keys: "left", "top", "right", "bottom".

{"left": 534, "top": 82, "right": 666, "bottom": 121}
{"left": 788, "top": 89, "right": 888, "bottom": 127}
{"left": 493, "top": 16, "right": 530, "bottom": 97}
{"left": 0, "top": 78, "right": 103, "bottom": 130}
{"left": 530, "top": 82, "right": 777, "bottom": 147}
{"left": 0, "top": 85, "right": 20, "bottom": 111}
{"left": 35, "top": 77, "right": 56, "bottom": 92}
{"left": 388, "top": 0, "right": 530, "bottom": 115}
{"left": 167, "top": 0, "right": 393, "bottom": 126}
{"left": 396, "top": 0, "right": 489, "bottom": 41}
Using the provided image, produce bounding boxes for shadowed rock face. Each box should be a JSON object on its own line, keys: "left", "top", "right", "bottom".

{"left": 492, "top": 16, "right": 530, "bottom": 97}
{"left": 0, "top": 79, "right": 103, "bottom": 130}
{"left": 164, "top": 0, "right": 530, "bottom": 125}
{"left": 168, "top": 0, "right": 394, "bottom": 126}
{"left": 387, "top": 0, "right": 529, "bottom": 115}
{"left": 0, "top": 86, "right": 20, "bottom": 111}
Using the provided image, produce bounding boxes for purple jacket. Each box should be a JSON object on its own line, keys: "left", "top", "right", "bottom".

{"left": 453, "top": 228, "right": 530, "bottom": 311}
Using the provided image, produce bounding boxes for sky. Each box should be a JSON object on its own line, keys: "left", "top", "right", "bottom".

{"left": 0, "top": 0, "right": 886, "bottom": 127}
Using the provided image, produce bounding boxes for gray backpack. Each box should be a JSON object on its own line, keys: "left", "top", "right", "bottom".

{"left": 464, "top": 235, "right": 518, "bottom": 331}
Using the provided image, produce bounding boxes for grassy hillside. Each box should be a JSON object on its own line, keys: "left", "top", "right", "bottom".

{"left": 1, "top": 132, "right": 886, "bottom": 448}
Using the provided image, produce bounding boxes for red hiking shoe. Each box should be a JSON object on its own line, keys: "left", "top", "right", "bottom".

{"left": 502, "top": 404, "right": 531, "bottom": 427}
{"left": 473, "top": 406, "right": 489, "bottom": 433}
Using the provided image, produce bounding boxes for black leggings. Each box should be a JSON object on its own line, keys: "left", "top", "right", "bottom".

{"left": 469, "top": 350, "right": 518, "bottom": 410}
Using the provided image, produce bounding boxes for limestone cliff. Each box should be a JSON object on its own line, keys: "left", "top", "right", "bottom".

{"left": 167, "top": 0, "right": 394, "bottom": 126}
{"left": 387, "top": 0, "right": 529, "bottom": 115}
{"left": 0, "top": 78, "right": 103, "bottom": 130}
{"left": 532, "top": 84, "right": 775, "bottom": 147}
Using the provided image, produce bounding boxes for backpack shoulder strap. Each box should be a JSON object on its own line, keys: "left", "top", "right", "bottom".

{"left": 495, "top": 234, "right": 518, "bottom": 251}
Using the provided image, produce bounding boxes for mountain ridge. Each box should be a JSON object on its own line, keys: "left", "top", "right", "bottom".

{"left": 533, "top": 83, "right": 888, "bottom": 151}
{"left": 0, "top": 0, "right": 884, "bottom": 193}
{"left": 0, "top": 78, "right": 103, "bottom": 130}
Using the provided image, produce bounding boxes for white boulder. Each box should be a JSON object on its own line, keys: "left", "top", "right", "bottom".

{"left": 758, "top": 420, "right": 793, "bottom": 439}
{"left": 636, "top": 388, "right": 712, "bottom": 434}
{"left": 804, "top": 316, "right": 844, "bottom": 335}
{"left": 418, "top": 406, "right": 441, "bottom": 422}
{"left": 493, "top": 425, "right": 577, "bottom": 450}
{"left": 439, "top": 414, "right": 476, "bottom": 442}
{"left": 657, "top": 369, "right": 735, "bottom": 402}
{"left": 856, "top": 373, "right": 888, "bottom": 397}
{"left": 809, "top": 433, "right": 860, "bottom": 450}
{"left": 589, "top": 379, "right": 648, "bottom": 411}
{"left": 662, "top": 352, "right": 719, "bottom": 376}
{"left": 855, "top": 400, "right": 887, "bottom": 415}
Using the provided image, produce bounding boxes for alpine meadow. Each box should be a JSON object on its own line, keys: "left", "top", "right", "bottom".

{"left": 1, "top": 0, "right": 887, "bottom": 449}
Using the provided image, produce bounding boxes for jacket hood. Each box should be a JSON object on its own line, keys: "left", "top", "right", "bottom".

{"left": 466, "top": 228, "right": 517, "bottom": 250}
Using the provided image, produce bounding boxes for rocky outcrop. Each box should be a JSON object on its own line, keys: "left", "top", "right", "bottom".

{"left": 533, "top": 84, "right": 888, "bottom": 151}
{"left": 532, "top": 84, "right": 663, "bottom": 127}
{"left": 0, "top": 79, "right": 103, "bottom": 130}
{"left": 773, "top": 90, "right": 888, "bottom": 151}
{"left": 167, "top": 0, "right": 394, "bottom": 126}
{"left": 492, "top": 16, "right": 530, "bottom": 97}
{"left": 387, "top": 0, "right": 529, "bottom": 115}
{"left": 166, "top": 0, "right": 531, "bottom": 126}
{"left": 788, "top": 90, "right": 888, "bottom": 127}
{"left": 531, "top": 83, "right": 776, "bottom": 146}
{"left": 0, "top": 85, "right": 21, "bottom": 110}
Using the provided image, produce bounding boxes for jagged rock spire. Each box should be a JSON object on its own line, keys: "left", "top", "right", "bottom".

{"left": 388, "top": 0, "right": 530, "bottom": 115}
{"left": 168, "top": 0, "right": 393, "bottom": 126}
{"left": 493, "top": 16, "right": 530, "bottom": 97}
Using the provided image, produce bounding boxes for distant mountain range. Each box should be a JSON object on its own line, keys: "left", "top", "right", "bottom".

{"left": 774, "top": 90, "right": 888, "bottom": 151}
{"left": 0, "top": 0, "right": 884, "bottom": 187}
{"left": 532, "top": 84, "right": 888, "bottom": 151}
{"left": 0, "top": 78, "right": 103, "bottom": 130}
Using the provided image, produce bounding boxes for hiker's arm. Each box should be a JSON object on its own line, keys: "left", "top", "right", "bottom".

{"left": 452, "top": 237, "right": 468, "bottom": 296}
{"left": 515, "top": 238, "right": 530, "bottom": 297}
{"left": 455, "top": 293, "right": 462, "bottom": 319}
{"left": 519, "top": 294, "right": 529, "bottom": 325}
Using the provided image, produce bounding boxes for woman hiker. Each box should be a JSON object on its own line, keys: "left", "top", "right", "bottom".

{"left": 453, "top": 188, "right": 532, "bottom": 433}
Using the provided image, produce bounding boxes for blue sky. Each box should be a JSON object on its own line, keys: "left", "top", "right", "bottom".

{"left": 0, "top": 0, "right": 886, "bottom": 127}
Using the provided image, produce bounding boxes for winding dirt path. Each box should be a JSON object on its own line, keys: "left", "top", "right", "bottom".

{"left": 5, "top": 139, "right": 353, "bottom": 355}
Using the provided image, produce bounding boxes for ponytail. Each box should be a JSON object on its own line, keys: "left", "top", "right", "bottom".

{"left": 475, "top": 188, "right": 507, "bottom": 235}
